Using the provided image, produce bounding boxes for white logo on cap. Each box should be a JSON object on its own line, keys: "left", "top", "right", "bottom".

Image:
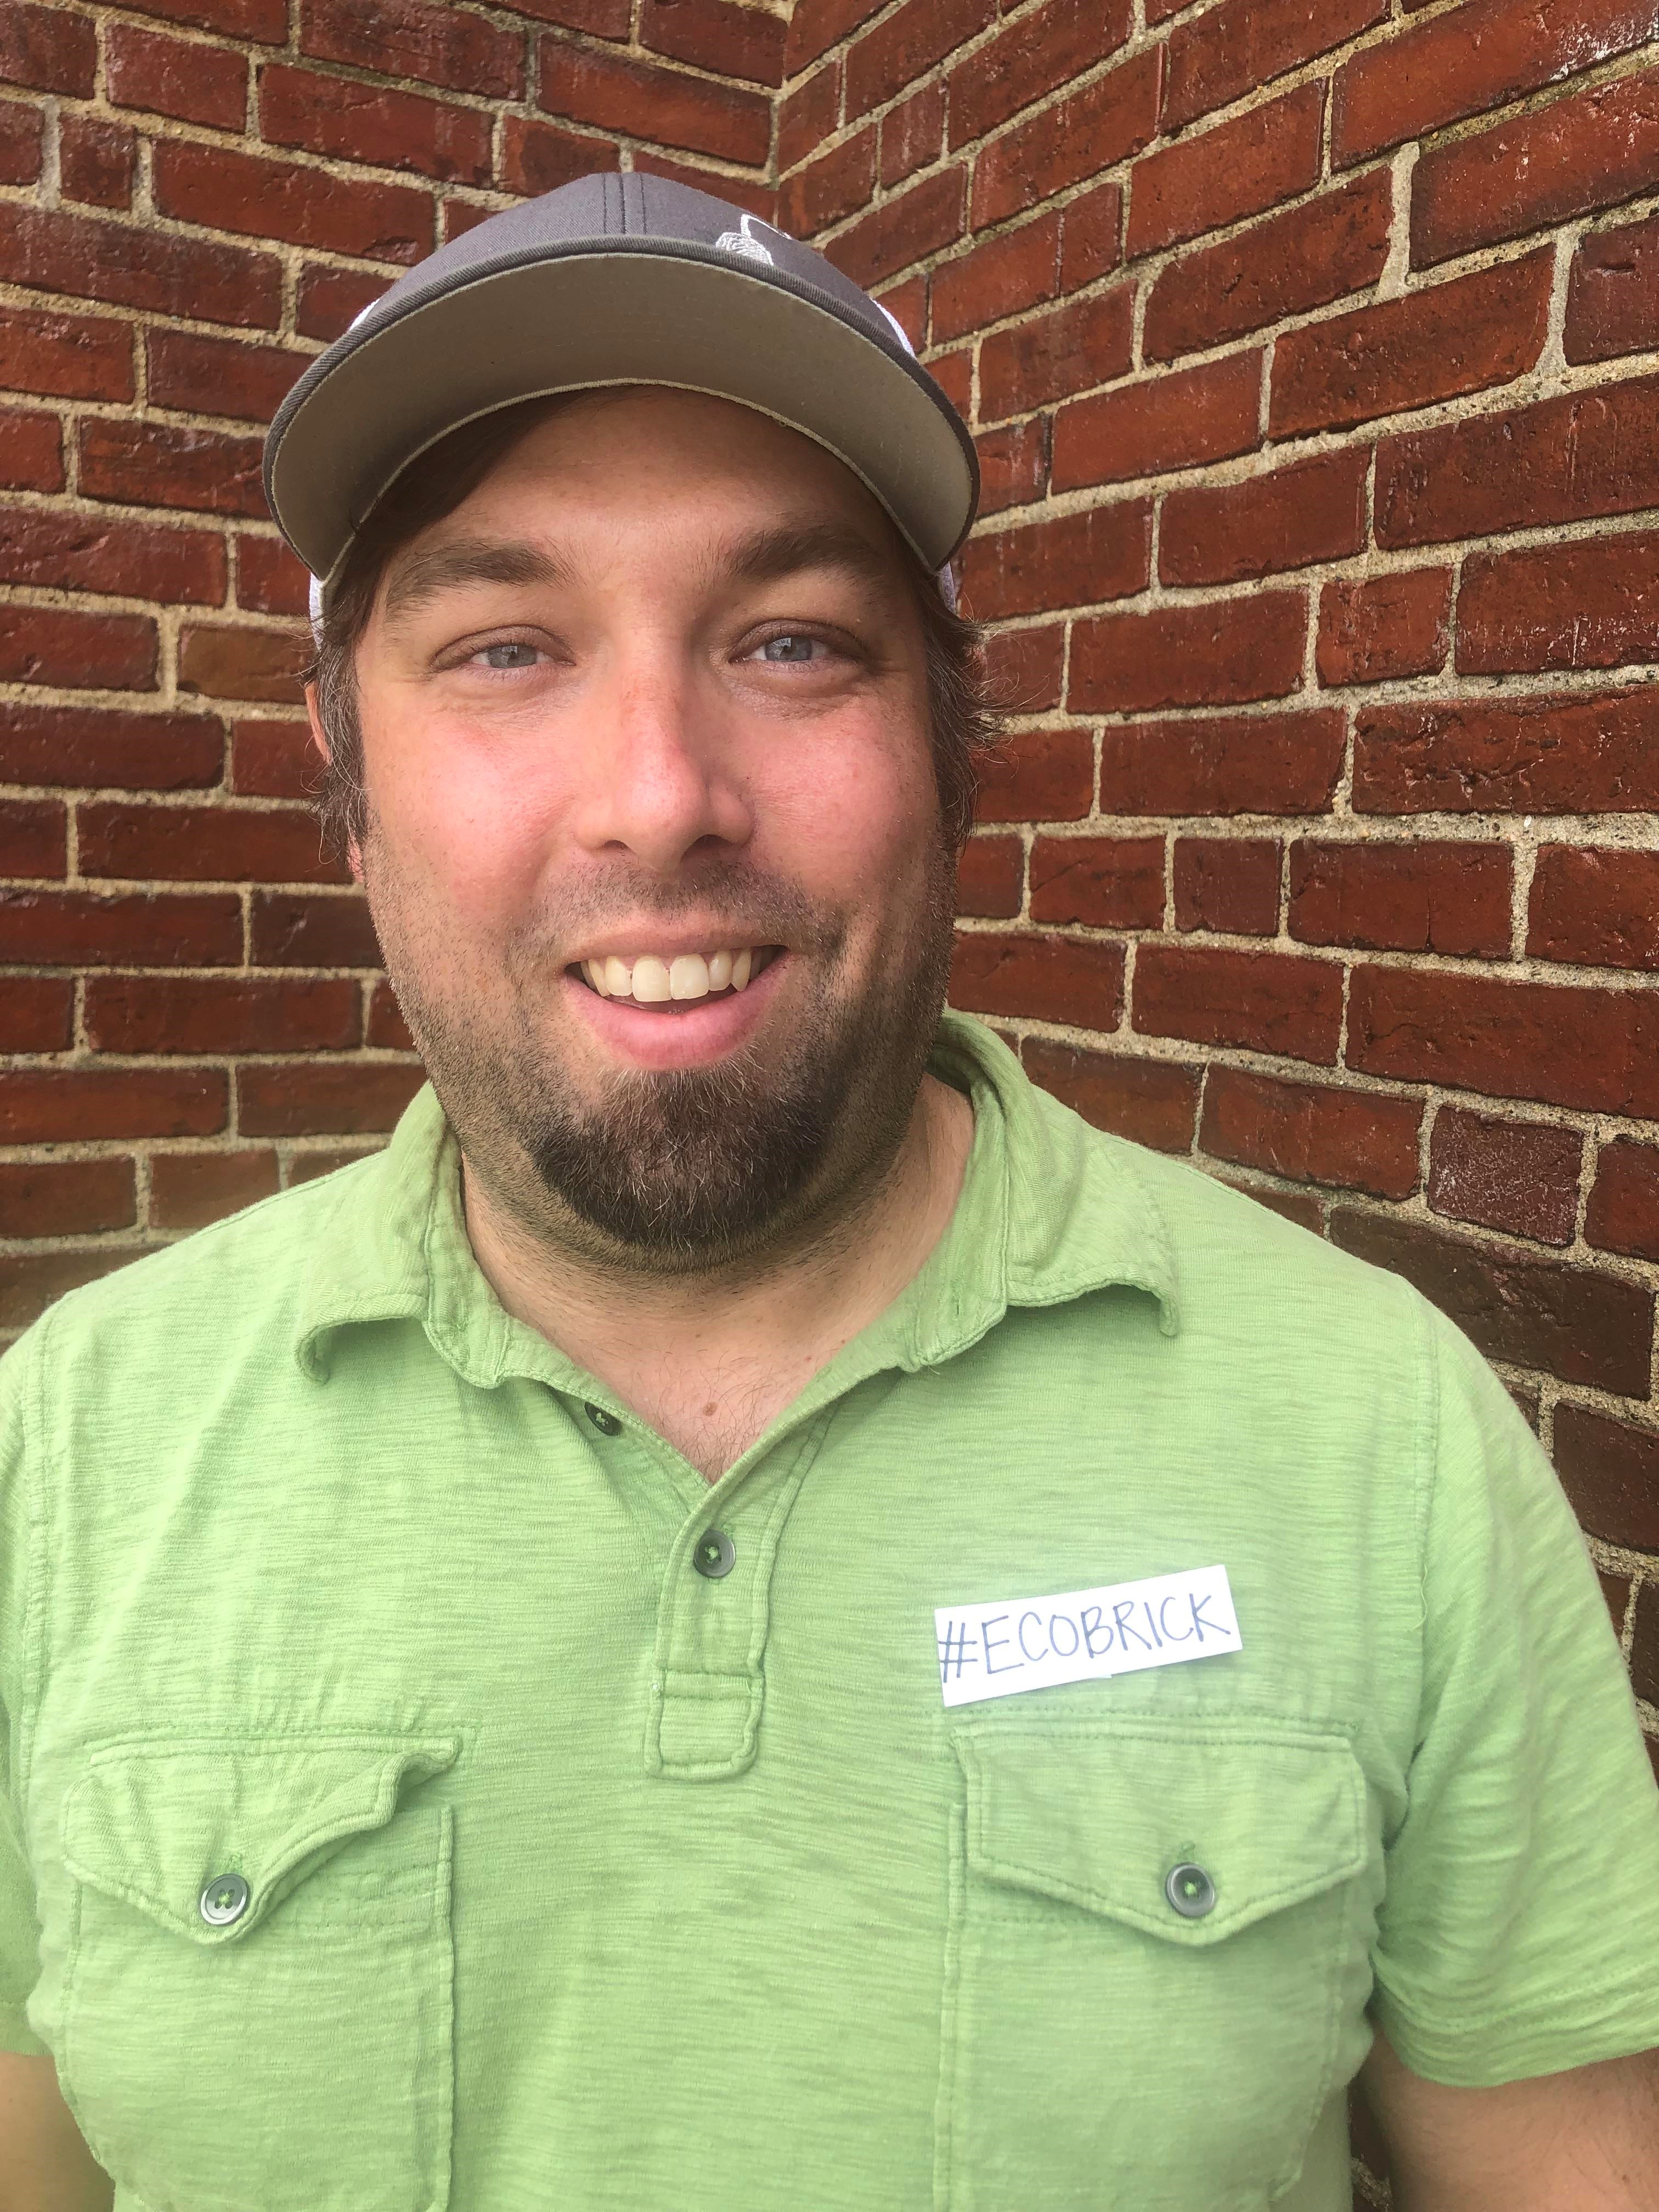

{"left": 714, "top": 212, "right": 779, "bottom": 266}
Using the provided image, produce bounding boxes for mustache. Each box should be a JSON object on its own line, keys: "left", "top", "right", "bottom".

{"left": 505, "top": 860, "right": 842, "bottom": 962}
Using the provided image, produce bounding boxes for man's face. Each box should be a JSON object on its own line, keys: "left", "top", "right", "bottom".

{"left": 341, "top": 388, "right": 957, "bottom": 1270}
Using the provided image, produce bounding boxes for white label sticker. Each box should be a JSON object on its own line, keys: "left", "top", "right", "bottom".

{"left": 935, "top": 1565, "right": 1242, "bottom": 1707}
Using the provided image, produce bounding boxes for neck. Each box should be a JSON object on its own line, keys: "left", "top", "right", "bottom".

{"left": 460, "top": 1071, "right": 975, "bottom": 1480}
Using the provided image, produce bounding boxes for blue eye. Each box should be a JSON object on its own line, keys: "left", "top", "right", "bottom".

{"left": 760, "top": 634, "right": 820, "bottom": 663}
{"left": 477, "top": 641, "right": 539, "bottom": 670}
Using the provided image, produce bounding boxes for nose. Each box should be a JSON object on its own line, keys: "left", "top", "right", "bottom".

{"left": 570, "top": 649, "right": 753, "bottom": 875}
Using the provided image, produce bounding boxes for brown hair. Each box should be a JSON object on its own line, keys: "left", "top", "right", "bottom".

{"left": 304, "top": 394, "right": 1001, "bottom": 860}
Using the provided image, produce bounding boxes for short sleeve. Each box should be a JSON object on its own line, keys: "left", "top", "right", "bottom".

{"left": 0, "top": 1329, "right": 48, "bottom": 2055}
{"left": 1369, "top": 1308, "right": 1659, "bottom": 2086}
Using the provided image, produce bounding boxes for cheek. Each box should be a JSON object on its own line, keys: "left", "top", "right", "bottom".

{"left": 365, "top": 718, "right": 556, "bottom": 934}
{"left": 756, "top": 721, "right": 938, "bottom": 911}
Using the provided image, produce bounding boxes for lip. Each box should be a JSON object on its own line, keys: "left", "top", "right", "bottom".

{"left": 565, "top": 949, "right": 788, "bottom": 1071}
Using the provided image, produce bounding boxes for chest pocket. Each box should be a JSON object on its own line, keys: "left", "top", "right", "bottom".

{"left": 59, "top": 1733, "right": 459, "bottom": 2212}
{"left": 938, "top": 1718, "right": 1372, "bottom": 2212}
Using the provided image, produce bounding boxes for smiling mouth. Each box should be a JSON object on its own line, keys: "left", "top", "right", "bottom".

{"left": 570, "top": 946, "right": 781, "bottom": 1011}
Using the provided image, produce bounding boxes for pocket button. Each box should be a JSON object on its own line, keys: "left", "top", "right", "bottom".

{"left": 692, "top": 1528, "right": 736, "bottom": 1579}
{"left": 199, "top": 1872, "right": 251, "bottom": 1927}
{"left": 1164, "top": 1862, "right": 1216, "bottom": 1918}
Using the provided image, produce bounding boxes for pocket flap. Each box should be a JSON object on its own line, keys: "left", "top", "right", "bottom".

{"left": 63, "top": 1733, "right": 460, "bottom": 1946}
{"left": 958, "top": 1718, "right": 1364, "bottom": 1945}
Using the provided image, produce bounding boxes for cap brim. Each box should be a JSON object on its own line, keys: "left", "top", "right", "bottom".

{"left": 264, "top": 241, "right": 979, "bottom": 597}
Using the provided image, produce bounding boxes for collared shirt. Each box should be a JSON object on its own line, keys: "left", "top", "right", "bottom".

{"left": 3, "top": 1013, "right": 1657, "bottom": 2212}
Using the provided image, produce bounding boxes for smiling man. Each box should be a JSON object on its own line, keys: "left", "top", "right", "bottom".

{"left": 4, "top": 176, "right": 1659, "bottom": 2212}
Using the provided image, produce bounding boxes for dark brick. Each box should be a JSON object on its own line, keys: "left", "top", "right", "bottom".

{"left": 231, "top": 716, "right": 315, "bottom": 798}
{"left": 0, "top": 509, "right": 226, "bottom": 607}
{"left": 0, "top": 1, "right": 96, "bottom": 95}
{"left": 1070, "top": 591, "right": 1306, "bottom": 714}
{"left": 778, "top": 126, "right": 877, "bottom": 238}
{"left": 0, "top": 1251, "right": 151, "bottom": 1333}
{"left": 0, "top": 305, "right": 134, "bottom": 403}
{"left": 982, "top": 623, "right": 1065, "bottom": 712}
{"left": 149, "top": 1148, "right": 280, "bottom": 1230}
{"left": 79, "top": 419, "right": 267, "bottom": 520}
{"left": 0, "top": 409, "right": 63, "bottom": 492}
{"left": 777, "top": 59, "right": 839, "bottom": 173}
{"left": 956, "top": 834, "right": 1023, "bottom": 918}
{"left": 0, "top": 703, "right": 224, "bottom": 792}
{"left": 1029, "top": 834, "right": 1164, "bottom": 928}
{"left": 1133, "top": 943, "right": 1344, "bottom": 1060}
{"left": 960, "top": 501, "right": 1149, "bottom": 619}
{"left": 0, "top": 605, "right": 156, "bottom": 691}
{"left": 949, "top": 929, "right": 1126, "bottom": 1027}
{"left": 106, "top": 21, "right": 247, "bottom": 129}
{"left": 930, "top": 212, "right": 1060, "bottom": 346}
{"left": 1458, "top": 532, "right": 1659, "bottom": 677}
{"left": 844, "top": 0, "right": 995, "bottom": 121}
{"left": 145, "top": 329, "right": 309, "bottom": 425}
{"left": 947, "top": 0, "right": 1128, "bottom": 148}
{"left": 1529, "top": 845, "right": 1659, "bottom": 971}
{"left": 1160, "top": 450, "right": 1367, "bottom": 589}
{"left": 1202, "top": 1066, "right": 1422, "bottom": 1197}
{"left": 974, "top": 420, "right": 1049, "bottom": 514}
{"left": 0, "top": 973, "right": 71, "bottom": 1049}
{"left": 153, "top": 138, "right": 434, "bottom": 264}
{"left": 980, "top": 285, "right": 1134, "bottom": 419}
{"left": 237, "top": 1060, "right": 424, "bottom": 1136}
{"left": 84, "top": 974, "right": 359, "bottom": 1054}
{"left": 973, "top": 727, "right": 1093, "bottom": 823}
{"left": 970, "top": 47, "right": 1162, "bottom": 230}
{"left": 1317, "top": 568, "right": 1451, "bottom": 687}
{"left": 0, "top": 206, "right": 281, "bottom": 331}
{"left": 1173, "top": 836, "right": 1280, "bottom": 935}
{"left": 1058, "top": 180, "right": 1123, "bottom": 294}
{"left": 300, "top": 0, "right": 524, "bottom": 98}
{"left": 1429, "top": 1106, "right": 1582, "bottom": 1245}
{"left": 1587, "top": 1137, "right": 1659, "bottom": 1262}
{"left": 366, "top": 979, "right": 413, "bottom": 1049}
{"left": 1167, "top": 0, "right": 1386, "bottom": 129}
{"left": 537, "top": 38, "right": 770, "bottom": 166}
{"left": 0, "top": 1158, "right": 135, "bottom": 1239}
{"left": 259, "top": 60, "right": 493, "bottom": 186}
{"left": 1053, "top": 349, "right": 1262, "bottom": 491}
{"left": 1127, "top": 82, "right": 1324, "bottom": 257}
{"left": 1099, "top": 711, "right": 1344, "bottom": 815}
{"left": 1566, "top": 211, "right": 1659, "bottom": 364}
{"left": 1352, "top": 689, "right": 1659, "bottom": 815}
{"left": 0, "top": 1066, "right": 227, "bottom": 1144}
{"left": 59, "top": 115, "right": 137, "bottom": 208}
{"left": 499, "top": 116, "right": 620, "bottom": 198}
{"left": 882, "top": 80, "right": 942, "bottom": 186}
{"left": 1024, "top": 1037, "right": 1199, "bottom": 1153}
{"left": 1555, "top": 1404, "right": 1659, "bottom": 1550}
{"left": 827, "top": 165, "right": 966, "bottom": 289}
{"left": 250, "top": 888, "right": 381, "bottom": 966}
{"left": 0, "top": 95, "right": 42, "bottom": 184}
{"left": 1288, "top": 839, "right": 1512, "bottom": 958}
{"left": 237, "top": 537, "right": 311, "bottom": 619}
{"left": 297, "top": 263, "right": 391, "bottom": 342}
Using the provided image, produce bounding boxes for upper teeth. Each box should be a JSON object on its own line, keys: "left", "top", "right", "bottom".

{"left": 580, "top": 949, "right": 757, "bottom": 1001}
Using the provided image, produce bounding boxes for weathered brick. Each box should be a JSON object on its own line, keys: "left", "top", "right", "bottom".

{"left": 178, "top": 624, "right": 305, "bottom": 704}
{"left": 1161, "top": 451, "right": 1367, "bottom": 589}
{"left": 1412, "top": 69, "right": 1659, "bottom": 268}
{"left": 0, "top": 410, "right": 63, "bottom": 492}
{"left": 1127, "top": 83, "right": 1323, "bottom": 258}
{"left": 778, "top": 60, "right": 839, "bottom": 173}
{"left": 297, "top": 263, "right": 391, "bottom": 342}
{"left": 947, "top": 0, "right": 1128, "bottom": 148}
{"left": 0, "top": 97, "right": 42, "bottom": 185}
{"left": 237, "top": 537, "right": 311, "bottom": 619}
{"left": 0, "top": 1067, "right": 228, "bottom": 1145}
{"left": 1317, "top": 568, "right": 1451, "bottom": 687}
{"left": 1458, "top": 532, "right": 1659, "bottom": 677}
{"left": 949, "top": 929, "right": 1125, "bottom": 1026}
{"left": 1347, "top": 964, "right": 1659, "bottom": 1116}
{"left": 1070, "top": 591, "right": 1306, "bottom": 714}
{"left": 231, "top": 716, "right": 314, "bottom": 798}
{"left": 85, "top": 974, "right": 360, "bottom": 1055}
{"left": 981, "top": 623, "right": 1065, "bottom": 712}
{"left": 1555, "top": 1405, "right": 1659, "bottom": 1549}
{"left": 1599, "top": 1568, "right": 1630, "bottom": 1634}
{"left": 1334, "top": 1208, "right": 1653, "bottom": 1393}
{"left": 1100, "top": 710, "right": 1345, "bottom": 815}
{"left": 979, "top": 286, "right": 1133, "bottom": 419}
{"left": 1058, "top": 181, "right": 1123, "bottom": 294}
{"left": 845, "top": 0, "right": 994, "bottom": 121}
{"left": 236, "top": 1059, "right": 425, "bottom": 1136}
{"left": 1333, "top": 0, "right": 1658, "bottom": 168}
{"left": 1053, "top": 349, "right": 1262, "bottom": 491}
{"left": 1219, "top": 1178, "right": 1327, "bottom": 1233}
{"left": 499, "top": 115, "right": 620, "bottom": 198}
{"left": 0, "top": 206, "right": 281, "bottom": 330}
{"left": 261, "top": 61, "right": 493, "bottom": 185}
{"left": 930, "top": 212, "right": 1061, "bottom": 345}
{"left": 0, "top": 510, "right": 226, "bottom": 608}
{"left": 962, "top": 501, "right": 1149, "bottom": 619}
{"left": 286, "top": 1142, "right": 385, "bottom": 1183}
{"left": 879, "top": 80, "right": 943, "bottom": 186}
{"left": 301, "top": 0, "right": 523, "bottom": 97}
{"left": 970, "top": 47, "right": 1162, "bottom": 230}
{"left": 1023, "top": 1037, "right": 1199, "bottom": 1153}
{"left": 1629, "top": 1589, "right": 1659, "bottom": 1705}
{"left": 0, "top": 2, "right": 96, "bottom": 95}
{"left": 79, "top": 419, "right": 267, "bottom": 520}
{"left": 0, "top": 703, "right": 223, "bottom": 792}
{"left": 78, "top": 800, "right": 342, "bottom": 885}
{"left": 973, "top": 727, "right": 1092, "bottom": 823}
{"left": 956, "top": 834, "right": 1023, "bottom": 918}
{"left": 1586, "top": 1137, "right": 1659, "bottom": 1262}
{"left": 1429, "top": 1105, "right": 1581, "bottom": 1245}
{"left": 1135, "top": 942, "right": 1344, "bottom": 1060}
{"left": 59, "top": 115, "right": 137, "bottom": 209}
{"left": 251, "top": 888, "right": 381, "bottom": 966}
{"left": 927, "top": 346, "right": 972, "bottom": 416}
{"left": 0, "top": 1250, "right": 151, "bottom": 1330}
{"left": 0, "top": 606, "right": 157, "bottom": 691}
{"left": 1173, "top": 836, "right": 1280, "bottom": 934}
{"left": 827, "top": 165, "right": 966, "bottom": 287}
{"left": 154, "top": 139, "right": 435, "bottom": 264}
{"left": 778, "top": 125, "right": 877, "bottom": 238}
{"left": 0, "top": 797, "right": 65, "bottom": 877}
{"left": 644, "top": 0, "right": 784, "bottom": 83}
{"left": 0, "top": 306, "right": 133, "bottom": 403}
{"left": 0, "top": 1158, "right": 136, "bottom": 1239}
{"left": 1269, "top": 250, "right": 1553, "bottom": 439}
{"left": 1202, "top": 1066, "right": 1421, "bottom": 1197}
{"left": 1352, "top": 689, "right": 1659, "bottom": 815}
{"left": 0, "top": 970, "right": 72, "bottom": 1052}
{"left": 538, "top": 39, "right": 769, "bottom": 165}
{"left": 111, "top": 0, "right": 287, "bottom": 39}
{"left": 1566, "top": 210, "right": 1659, "bottom": 364}
{"left": 366, "top": 980, "right": 414, "bottom": 1050}
{"left": 1529, "top": 845, "right": 1659, "bottom": 972}
{"left": 1289, "top": 839, "right": 1512, "bottom": 958}
{"left": 1166, "top": 0, "right": 1385, "bottom": 129}
{"left": 146, "top": 330, "right": 309, "bottom": 427}
{"left": 149, "top": 1148, "right": 280, "bottom": 1230}
{"left": 511, "top": 0, "right": 630, "bottom": 35}
{"left": 1029, "top": 835, "right": 1164, "bottom": 928}
{"left": 106, "top": 21, "right": 248, "bottom": 129}
{"left": 974, "top": 419, "right": 1048, "bottom": 514}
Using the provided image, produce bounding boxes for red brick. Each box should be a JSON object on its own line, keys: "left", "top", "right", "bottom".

{"left": 1347, "top": 964, "right": 1659, "bottom": 1116}
{"left": 926, "top": 345, "right": 972, "bottom": 415}
{"left": 1167, "top": 0, "right": 1386, "bottom": 130}
{"left": 251, "top": 888, "right": 381, "bottom": 966}
{"left": 949, "top": 928, "right": 1125, "bottom": 1027}
{"left": 1352, "top": 689, "right": 1659, "bottom": 815}
{"left": 0, "top": 973, "right": 72, "bottom": 1050}
{"left": 0, "top": 1159, "right": 136, "bottom": 1239}
{"left": 931, "top": 212, "right": 1061, "bottom": 345}
{"left": 1161, "top": 451, "right": 1367, "bottom": 590}
{"left": 286, "top": 1142, "right": 385, "bottom": 1183}
{"left": 178, "top": 624, "right": 305, "bottom": 706}
{"left": 627, "top": 152, "right": 775, "bottom": 220}
{"left": 149, "top": 1148, "right": 281, "bottom": 1231}
{"left": 1220, "top": 1178, "right": 1327, "bottom": 1233}
{"left": 973, "top": 419, "right": 1048, "bottom": 513}
{"left": 0, "top": 1067, "right": 227, "bottom": 1144}
{"left": 1412, "top": 69, "right": 1659, "bottom": 268}
{"left": 1333, "top": 0, "right": 1659, "bottom": 169}
{"left": 0, "top": 305, "right": 133, "bottom": 403}
{"left": 0, "top": 97, "right": 42, "bottom": 185}
{"left": 1127, "top": 83, "right": 1324, "bottom": 258}
{"left": 961, "top": 500, "right": 1149, "bottom": 620}
{"left": 154, "top": 139, "right": 434, "bottom": 266}
{"left": 1134, "top": 943, "right": 1343, "bottom": 1060}
{"left": 106, "top": 21, "right": 247, "bottom": 129}
{"left": 146, "top": 331, "right": 309, "bottom": 430}
{"left": 0, "top": 1250, "right": 153, "bottom": 1331}
{"left": 1100, "top": 709, "right": 1345, "bottom": 815}
{"left": 973, "top": 726, "right": 1092, "bottom": 823}
{"left": 1289, "top": 839, "right": 1511, "bottom": 958}
{"left": 1587, "top": 1137, "right": 1659, "bottom": 1261}
{"left": 1566, "top": 211, "right": 1659, "bottom": 364}
{"left": 1629, "top": 1589, "right": 1659, "bottom": 1705}
{"left": 537, "top": 41, "right": 769, "bottom": 166}
{"left": 1029, "top": 835, "right": 1164, "bottom": 928}
{"left": 1529, "top": 845, "right": 1659, "bottom": 972}
{"left": 236, "top": 537, "right": 311, "bottom": 620}
{"left": 0, "top": 205, "right": 281, "bottom": 330}
{"left": 79, "top": 419, "right": 267, "bottom": 520}
{"left": 0, "top": 510, "right": 227, "bottom": 607}
{"left": 778, "top": 61, "right": 840, "bottom": 173}
{"left": 510, "top": 0, "right": 629, "bottom": 34}
{"left": 1202, "top": 1066, "right": 1421, "bottom": 1197}
{"left": 971, "top": 48, "right": 1162, "bottom": 230}
{"left": 1555, "top": 1406, "right": 1659, "bottom": 1550}
{"left": 1058, "top": 182, "right": 1122, "bottom": 294}
{"left": 778, "top": 125, "right": 877, "bottom": 238}
{"left": 0, "top": 2, "right": 95, "bottom": 95}
{"left": 0, "top": 410, "right": 63, "bottom": 492}
{"left": 1600, "top": 1568, "right": 1630, "bottom": 1635}
{"left": 231, "top": 716, "right": 314, "bottom": 798}
{"left": 955, "top": 834, "right": 1023, "bottom": 918}
{"left": 85, "top": 974, "right": 360, "bottom": 1055}
{"left": 297, "top": 263, "right": 391, "bottom": 342}
{"left": 0, "top": 606, "right": 156, "bottom": 692}
{"left": 1269, "top": 250, "right": 1552, "bottom": 439}
{"left": 947, "top": 0, "right": 1128, "bottom": 148}
{"left": 78, "top": 801, "right": 342, "bottom": 885}
{"left": 439, "top": 199, "right": 492, "bottom": 245}
{"left": 1317, "top": 569, "right": 1451, "bottom": 687}
{"left": 1053, "top": 349, "right": 1262, "bottom": 491}
{"left": 876, "top": 275, "right": 926, "bottom": 349}
{"left": 1458, "top": 531, "right": 1659, "bottom": 678}
{"left": 980, "top": 285, "right": 1133, "bottom": 420}
{"left": 0, "top": 797, "right": 65, "bottom": 877}
{"left": 111, "top": 0, "right": 287, "bottom": 38}
{"left": 301, "top": 0, "right": 523, "bottom": 97}
{"left": 1071, "top": 591, "right": 1305, "bottom": 715}
{"left": 59, "top": 115, "right": 137, "bottom": 209}
{"left": 260, "top": 61, "right": 493, "bottom": 185}
{"left": 827, "top": 165, "right": 966, "bottom": 287}
{"left": 643, "top": 0, "right": 783, "bottom": 80}
{"left": 983, "top": 623, "right": 1064, "bottom": 712}
{"left": 787, "top": 0, "right": 883, "bottom": 71}
{"left": 366, "top": 980, "right": 413, "bottom": 1049}
{"left": 1429, "top": 1105, "right": 1582, "bottom": 1245}
{"left": 499, "top": 115, "right": 620, "bottom": 198}
{"left": 0, "top": 703, "right": 224, "bottom": 793}
{"left": 237, "top": 1060, "right": 424, "bottom": 1137}
{"left": 880, "top": 80, "right": 943, "bottom": 186}
{"left": 845, "top": 0, "right": 994, "bottom": 120}
{"left": 1023, "top": 1036, "right": 1199, "bottom": 1153}
{"left": 1173, "top": 837, "right": 1281, "bottom": 934}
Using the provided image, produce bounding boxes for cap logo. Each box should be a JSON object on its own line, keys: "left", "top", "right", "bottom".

{"left": 714, "top": 212, "right": 778, "bottom": 267}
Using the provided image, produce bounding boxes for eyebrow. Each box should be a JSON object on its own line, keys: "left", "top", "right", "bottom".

{"left": 380, "top": 538, "right": 572, "bottom": 627}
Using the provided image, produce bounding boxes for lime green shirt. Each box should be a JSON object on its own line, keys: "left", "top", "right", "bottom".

{"left": 4, "top": 1014, "right": 1658, "bottom": 2212}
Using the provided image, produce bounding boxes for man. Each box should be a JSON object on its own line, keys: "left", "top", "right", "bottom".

{"left": 3, "top": 174, "right": 1658, "bottom": 2211}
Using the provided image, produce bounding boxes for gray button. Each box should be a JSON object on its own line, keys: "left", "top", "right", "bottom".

{"left": 1165, "top": 1862, "right": 1215, "bottom": 1918}
{"left": 692, "top": 1528, "right": 736, "bottom": 1579}
{"left": 584, "top": 1403, "right": 621, "bottom": 1436}
{"left": 199, "top": 1872, "right": 250, "bottom": 1927}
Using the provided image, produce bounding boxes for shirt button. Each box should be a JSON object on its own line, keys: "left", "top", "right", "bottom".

{"left": 199, "top": 1872, "right": 250, "bottom": 1927}
{"left": 584, "top": 1403, "right": 622, "bottom": 1436}
{"left": 1165, "top": 1862, "right": 1216, "bottom": 1918}
{"left": 692, "top": 1528, "right": 736, "bottom": 1579}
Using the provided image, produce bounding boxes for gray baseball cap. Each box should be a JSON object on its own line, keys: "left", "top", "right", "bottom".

{"left": 263, "top": 171, "right": 980, "bottom": 619}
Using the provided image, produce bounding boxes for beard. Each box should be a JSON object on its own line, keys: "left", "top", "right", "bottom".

{"left": 365, "top": 843, "right": 958, "bottom": 1277}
